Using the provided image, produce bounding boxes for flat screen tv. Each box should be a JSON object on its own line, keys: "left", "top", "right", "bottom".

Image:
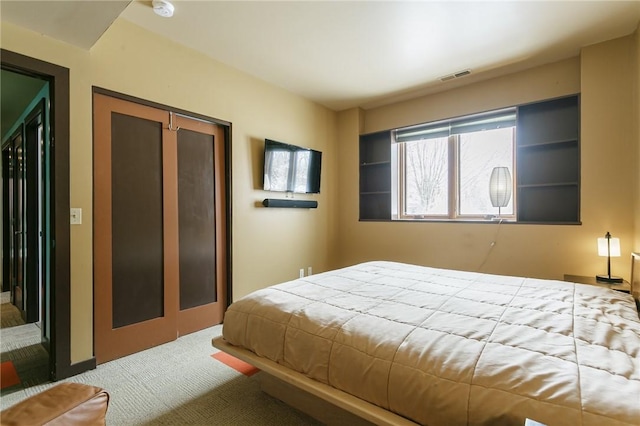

{"left": 263, "top": 139, "right": 322, "bottom": 194}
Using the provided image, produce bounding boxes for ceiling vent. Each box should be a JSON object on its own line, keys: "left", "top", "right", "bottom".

{"left": 440, "top": 69, "right": 471, "bottom": 82}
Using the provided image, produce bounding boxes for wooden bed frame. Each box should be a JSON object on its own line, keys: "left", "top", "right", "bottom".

{"left": 213, "top": 256, "right": 640, "bottom": 425}
{"left": 212, "top": 336, "right": 418, "bottom": 426}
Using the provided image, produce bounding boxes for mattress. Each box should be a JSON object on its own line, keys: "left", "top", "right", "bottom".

{"left": 221, "top": 261, "right": 640, "bottom": 425}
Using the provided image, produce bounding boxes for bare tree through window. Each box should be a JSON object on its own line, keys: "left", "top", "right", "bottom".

{"left": 459, "top": 128, "right": 513, "bottom": 215}
{"left": 404, "top": 137, "right": 448, "bottom": 215}
{"left": 399, "top": 128, "right": 514, "bottom": 218}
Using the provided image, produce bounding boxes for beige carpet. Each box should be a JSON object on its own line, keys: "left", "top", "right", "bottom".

{"left": 1, "top": 291, "right": 49, "bottom": 390}
{"left": 1, "top": 302, "right": 25, "bottom": 329}
{"left": 0, "top": 290, "right": 48, "bottom": 393}
{"left": 0, "top": 325, "right": 321, "bottom": 425}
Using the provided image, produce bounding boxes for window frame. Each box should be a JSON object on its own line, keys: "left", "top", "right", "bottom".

{"left": 392, "top": 110, "right": 517, "bottom": 222}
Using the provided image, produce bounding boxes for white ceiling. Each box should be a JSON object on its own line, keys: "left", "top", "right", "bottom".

{"left": 2, "top": 1, "right": 640, "bottom": 111}
{"left": 0, "top": 1, "right": 131, "bottom": 49}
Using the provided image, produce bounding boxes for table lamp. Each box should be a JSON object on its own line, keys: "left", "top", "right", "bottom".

{"left": 489, "top": 166, "right": 511, "bottom": 217}
{"left": 596, "top": 231, "right": 622, "bottom": 283}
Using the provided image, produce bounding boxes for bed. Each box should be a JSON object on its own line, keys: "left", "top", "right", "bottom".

{"left": 213, "top": 259, "right": 640, "bottom": 426}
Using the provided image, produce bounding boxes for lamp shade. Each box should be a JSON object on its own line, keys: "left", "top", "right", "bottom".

{"left": 597, "top": 236, "right": 621, "bottom": 257}
{"left": 489, "top": 167, "right": 512, "bottom": 208}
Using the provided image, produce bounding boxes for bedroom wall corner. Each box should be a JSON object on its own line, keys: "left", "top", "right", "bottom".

{"left": 335, "top": 107, "right": 364, "bottom": 267}
{"left": 581, "top": 34, "right": 636, "bottom": 275}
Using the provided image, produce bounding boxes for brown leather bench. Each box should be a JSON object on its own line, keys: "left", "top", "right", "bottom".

{"left": 0, "top": 382, "right": 109, "bottom": 425}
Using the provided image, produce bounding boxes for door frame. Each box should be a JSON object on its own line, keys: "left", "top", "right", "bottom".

{"left": 1, "top": 49, "right": 92, "bottom": 380}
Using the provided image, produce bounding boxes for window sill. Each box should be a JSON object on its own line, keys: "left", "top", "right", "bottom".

{"left": 385, "top": 218, "right": 581, "bottom": 225}
{"left": 392, "top": 217, "right": 516, "bottom": 223}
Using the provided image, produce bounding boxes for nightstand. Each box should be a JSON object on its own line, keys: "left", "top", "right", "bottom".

{"left": 563, "top": 274, "right": 631, "bottom": 293}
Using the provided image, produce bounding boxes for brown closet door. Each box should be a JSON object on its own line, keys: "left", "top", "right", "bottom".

{"left": 175, "top": 115, "right": 226, "bottom": 335}
{"left": 94, "top": 93, "right": 227, "bottom": 364}
{"left": 94, "top": 93, "right": 179, "bottom": 364}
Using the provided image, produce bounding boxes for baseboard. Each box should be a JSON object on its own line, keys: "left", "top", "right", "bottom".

{"left": 53, "top": 357, "right": 96, "bottom": 381}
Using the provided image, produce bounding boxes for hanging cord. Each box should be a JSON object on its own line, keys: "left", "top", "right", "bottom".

{"left": 477, "top": 218, "right": 503, "bottom": 272}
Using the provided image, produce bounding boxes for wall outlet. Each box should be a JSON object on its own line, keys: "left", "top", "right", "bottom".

{"left": 299, "top": 268, "right": 305, "bottom": 279}
{"left": 307, "top": 266, "right": 312, "bottom": 276}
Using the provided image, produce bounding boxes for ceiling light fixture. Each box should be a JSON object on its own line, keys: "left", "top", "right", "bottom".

{"left": 152, "top": 0, "right": 174, "bottom": 18}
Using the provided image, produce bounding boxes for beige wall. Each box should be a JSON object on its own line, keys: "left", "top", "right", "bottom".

{"left": 634, "top": 27, "right": 640, "bottom": 253}
{"left": 1, "top": 19, "right": 338, "bottom": 363}
{"left": 336, "top": 35, "right": 637, "bottom": 286}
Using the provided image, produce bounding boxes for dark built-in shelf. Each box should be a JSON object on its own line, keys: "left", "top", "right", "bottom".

{"left": 516, "top": 95, "right": 580, "bottom": 223}
{"left": 359, "top": 130, "right": 392, "bottom": 221}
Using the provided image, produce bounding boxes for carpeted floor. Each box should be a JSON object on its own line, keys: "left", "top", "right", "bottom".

{"left": 0, "top": 293, "right": 50, "bottom": 392}
{"left": 0, "top": 325, "right": 321, "bottom": 425}
{"left": 0, "top": 293, "right": 25, "bottom": 329}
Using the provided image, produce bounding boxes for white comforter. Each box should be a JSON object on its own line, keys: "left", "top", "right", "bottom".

{"left": 222, "top": 261, "right": 640, "bottom": 425}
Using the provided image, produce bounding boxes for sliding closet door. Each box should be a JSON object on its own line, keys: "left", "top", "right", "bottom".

{"left": 94, "top": 93, "right": 228, "bottom": 363}
{"left": 175, "top": 116, "right": 226, "bottom": 335}
{"left": 94, "top": 94, "right": 178, "bottom": 363}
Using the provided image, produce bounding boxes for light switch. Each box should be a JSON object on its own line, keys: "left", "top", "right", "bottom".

{"left": 70, "top": 208, "right": 82, "bottom": 225}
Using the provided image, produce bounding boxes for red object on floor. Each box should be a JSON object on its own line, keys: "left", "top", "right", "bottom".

{"left": 211, "top": 352, "right": 260, "bottom": 377}
{"left": 0, "top": 361, "right": 21, "bottom": 389}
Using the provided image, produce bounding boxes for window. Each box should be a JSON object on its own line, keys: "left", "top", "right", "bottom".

{"left": 392, "top": 109, "right": 516, "bottom": 221}
{"left": 358, "top": 95, "right": 580, "bottom": 224}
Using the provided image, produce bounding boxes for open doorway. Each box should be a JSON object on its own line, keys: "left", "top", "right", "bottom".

{"left": 1, "top": 49, "right": 82, "bottom": 385}
{"left": 2, "top": 72, "right": 48, "bottom": 323}
{"left": 1, "top": 69, "right": 50, "bottom": 389}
